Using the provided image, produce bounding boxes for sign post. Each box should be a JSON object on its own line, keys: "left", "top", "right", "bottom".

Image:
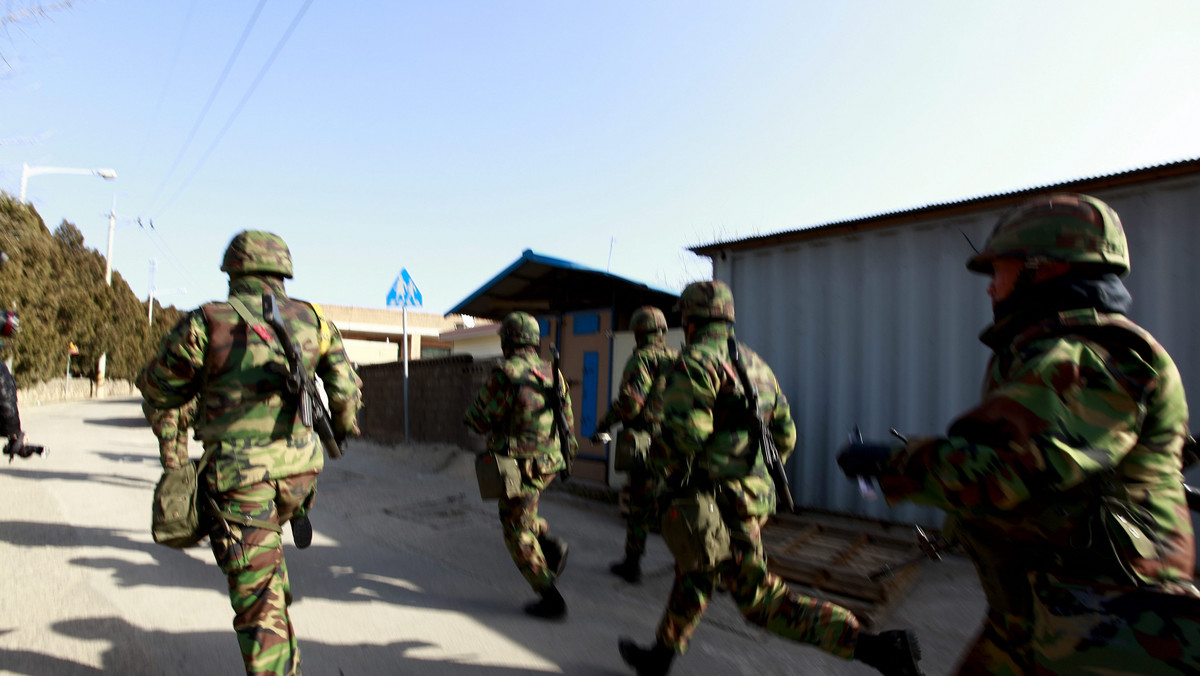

{"left": 65, "top": 341, "right": 79, "bottom": 397}
{"left": 386, "top": 269, "right": 423, "bottom": 443}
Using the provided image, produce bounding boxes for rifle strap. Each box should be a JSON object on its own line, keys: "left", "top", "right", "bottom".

{"left": 192, "top": 445, "right": 282, "bottom": 533}
{"left": 228, "top": 297, "right": 278, "bottom": 349}
{"left": 308, "top": 301, "right": 332, "bottom": 356}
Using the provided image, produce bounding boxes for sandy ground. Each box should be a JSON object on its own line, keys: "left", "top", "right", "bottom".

{"left": 0, "top": 397, "right": 988, "bottom": 675}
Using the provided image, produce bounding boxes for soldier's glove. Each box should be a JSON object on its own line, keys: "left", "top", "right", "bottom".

{"left": 1183, "top": 436, "right": 1199, "bottom": 470}
{"left": 836, "top": 443, "right": 898, "bottom": 479}
{"left": 590, "top": 431, "right": 612, "bottom": 444}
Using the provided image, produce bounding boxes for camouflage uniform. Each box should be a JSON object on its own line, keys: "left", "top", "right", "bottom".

{"left": 623, "top": 282, "right": 921, "bottom": 676}
{"left": 464, "top": 311, "right": 577, "bottom": 618}
{"left": 840, "top": 193, "right": 1200, "bottom": 675}
{"left": 596, "top": 306, "right": 678, "bottom": 579}
{"left": 138, "top": 230, "right": 362, "bottom": 676}
{"left": 141, "top": 397, "right": 197, "bottom": 470}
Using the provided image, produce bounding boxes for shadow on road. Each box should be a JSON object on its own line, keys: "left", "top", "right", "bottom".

{"left": 84, "top": 416, "right": 150, "bottom": 428}
{"left": 0, "top": 616, "right": 630, "bottom": 676}
{"left": 0, "top": 468, "right": 154, "bottom": 489}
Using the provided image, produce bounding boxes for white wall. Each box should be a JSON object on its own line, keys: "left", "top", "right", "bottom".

{"left": 452, "top": 335, "right": 503, "bottom": 359}
{"left": 342, "top": 338, "right": 400, "bottom": 366}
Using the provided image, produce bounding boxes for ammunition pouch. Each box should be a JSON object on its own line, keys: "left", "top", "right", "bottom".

{"left": 151, "top": 457, "right": 214, "bottom": 549}
{"left": 614, "top": 429, "right": 652, "bottom": 472}
{"left": 475, "top": 452, "right": 522, "bottom": 501}
{"left": 660, "top": 489, "right": 731, "bottom": 573}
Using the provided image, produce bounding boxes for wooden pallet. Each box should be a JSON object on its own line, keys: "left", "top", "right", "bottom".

{"left": 763, "top": 511, "right": 929, "bottom": 628}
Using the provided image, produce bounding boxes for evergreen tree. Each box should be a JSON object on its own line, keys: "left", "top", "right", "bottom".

{"left": 0, "top": 193, "right": 181, "bottom": 388}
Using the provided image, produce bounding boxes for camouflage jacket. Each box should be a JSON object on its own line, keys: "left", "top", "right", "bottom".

{"left": 463, "top": 346, "right": 576, "bottom": 472}
{"left": 137, "top": 275, "right": 363, "bottom": 492}
{"left": 141, "top": 397, "right": 197, "bottom": 470}
{"left": 880, "top": 308, "right": 1195, "bottom": 609}
{"left": 656, "top": 322, "right": 796, "bottom": 519}
{"left": 598, "top": 337, "right": 678, "bottom": 434}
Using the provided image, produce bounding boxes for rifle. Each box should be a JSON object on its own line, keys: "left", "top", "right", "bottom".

{"left": 262, "top": 294, "right": 343, "bottom": 460}
{"left": 727, "top": 337, "right": 795, "bottom": 513}
{"left": 1187, "top": 484, "right": 1200, "bottom": 513}
{"left": 3, "top": 433, "right": 44, "bottom": 462}
{"left": 869, "top": 524, "right": 949, "bottom": 581}
{"left": 549, "top": 346, "right": 574, "bottom": 478}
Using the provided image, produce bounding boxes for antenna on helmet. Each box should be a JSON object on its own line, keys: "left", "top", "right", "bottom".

{"left": 961, "top": 230, "right": 981, "bottom": 254}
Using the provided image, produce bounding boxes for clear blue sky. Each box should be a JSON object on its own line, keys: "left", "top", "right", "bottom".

{"left": 4, "top": 1, "right": 1199, "bottom": 315}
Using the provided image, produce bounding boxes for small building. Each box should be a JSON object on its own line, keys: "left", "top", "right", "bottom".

{"left": 447, "top": 249, "right": 682, "bottom": 486}
{"left": 440, "top": 319, "right": 501, "bottom": 359}
{"left": 689, "top": 158, "right": 1200, "bottom": 549}
{"left": 320, "top": 304, "right": 474, "bottom": 366}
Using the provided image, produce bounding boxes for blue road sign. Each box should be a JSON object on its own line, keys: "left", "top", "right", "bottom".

{"left": 386, "top": 268, "right": 423, "bottom": 308}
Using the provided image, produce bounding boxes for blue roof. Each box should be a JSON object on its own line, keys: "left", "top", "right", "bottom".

{"left": 447, "top": 249, "right": 679, "bottom": 321}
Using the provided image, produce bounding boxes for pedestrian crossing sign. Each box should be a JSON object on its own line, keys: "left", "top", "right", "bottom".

{"left": 386, "top": 268, "right": 423, "bottom": 308}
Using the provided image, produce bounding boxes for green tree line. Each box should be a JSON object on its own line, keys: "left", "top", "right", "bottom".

{"left": 0, "top": 193, "right": 182, "bottom": 388}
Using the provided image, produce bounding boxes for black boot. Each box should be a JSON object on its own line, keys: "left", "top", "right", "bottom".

{"left": 855, "top": 630, "right": 924, "bottom": 676}
{"left": 291, "top": 514, "right": 312, "bottom": 550}
{"left": 523, "top": 585, "right": 566, "bottom": 620}
{"left": 609, "top": 553, "right": 642, "bottom": 584}
{"left": 538, "top": 534, "right": 569, "bottom": 578}
{"left": 618, "top": 637, "right": 675, "bottom": 676}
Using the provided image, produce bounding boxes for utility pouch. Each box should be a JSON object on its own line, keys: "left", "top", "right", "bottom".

{"left": 475, "top": 452, "right": 521, "bottom": 500}
{"left": 614, "top": 429, "right": 652, "bottom": 472}
{"left": 151, "top": 457, "right": 213, "bottom": 548}
{"left": 660, "top": 490, "right": 731, "bottom": 573}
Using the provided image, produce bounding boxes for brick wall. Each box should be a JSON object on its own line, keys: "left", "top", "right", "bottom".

{"left": 358, "top": 354, "right": 499, "bottom": 451}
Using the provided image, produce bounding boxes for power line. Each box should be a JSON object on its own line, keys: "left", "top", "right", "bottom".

{"left": 160, "top": 0, "right": 315, "bottom": 214}
{"left": 147, "top": 0, "right": 268, "bottom": 211}
{"left": 134, "top": 218, "right": 201, "bottom": 296}
{"left": 133, "top": 0, "right": 199, "bottom": 170}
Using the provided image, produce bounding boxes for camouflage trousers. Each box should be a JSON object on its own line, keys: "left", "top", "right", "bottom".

{"left": 655, "top": 514, "right": 860, "bottom": 658}
{"left": 953, "top": 572, "right": 1200, "bottom": 675}
{"left": 497, "top": 460, "right": 557, "bottom": 594}
{"left": 208, "top": 471, "right": 318, "bottom": 676}
{"left": 622, "top": 463, "right": 658, "bottom": 557}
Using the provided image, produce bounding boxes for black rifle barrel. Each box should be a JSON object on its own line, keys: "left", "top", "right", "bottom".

{"left": 1187, "top": 484, "right": 1200, "bottom": 513}
{"left": 728, "top": 337, "right": 795, "bottom": 513}
{"left": 549, "top": 346, "right": 573, "bottom": 477}
{"left": 263, "top": 294, "right": 343, "bottom": 460}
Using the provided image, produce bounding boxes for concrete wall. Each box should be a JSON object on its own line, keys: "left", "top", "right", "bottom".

{"left": 358, "top": 355, "right": 498, "bottom": 451}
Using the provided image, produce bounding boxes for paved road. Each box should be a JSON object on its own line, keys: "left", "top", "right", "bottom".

{"left": 0, "top": 397, "right": 986, "bottom": 675}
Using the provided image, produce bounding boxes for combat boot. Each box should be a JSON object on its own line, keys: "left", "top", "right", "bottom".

{"left": 523, "top": 585, "right": 566, "bottom": 620}
{"left": 618, "top": 637, "right": 675, "bottom": 676}
{"left": 290, "top": 514, "right": 313, "bottom": 549}
{"left": 609, "top": 553, "right": 642, "bottom": 584}
{"left": 538, "top": 533, "right": 569, "bottom": 578}
{"left": 854, "top": 629, "right": 924, "bottom": 676}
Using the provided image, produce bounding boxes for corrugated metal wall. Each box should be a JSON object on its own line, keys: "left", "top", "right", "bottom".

{"left": 711, "top": 174, "right": 1200, "bottom": 534}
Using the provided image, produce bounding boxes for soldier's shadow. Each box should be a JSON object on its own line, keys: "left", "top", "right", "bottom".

{"left": 0, "top": 616, "right": 625, "bottom": 676}
{"left": 0, "top": 520, "right": 215, "bottom": 591}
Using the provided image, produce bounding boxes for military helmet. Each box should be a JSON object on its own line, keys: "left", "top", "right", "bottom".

{"left": 676, "top": 280, "right": 735, "bottom": 323}
{"left": 630, "top": 306, "right": 667, "bottom": 334}
{"left": 500, "top": 311, "right": 541, "bottom": 347}
{"left": 220, "top": 230, "right": 294, "bottom": 279}
{"left": 967, "top": 193, "right": 1129, "bottom": 277}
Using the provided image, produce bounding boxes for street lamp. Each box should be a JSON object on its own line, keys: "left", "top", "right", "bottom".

{"left": 19, "top": 163, "right": 117, "bottom": 203}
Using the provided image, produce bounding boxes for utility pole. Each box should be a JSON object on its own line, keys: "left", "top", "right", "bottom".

{"left": 148, "top": 259, "right": 156, "bottom": 325}
{"left": 96, "top": 195, "right": 116, "bottom": 397}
